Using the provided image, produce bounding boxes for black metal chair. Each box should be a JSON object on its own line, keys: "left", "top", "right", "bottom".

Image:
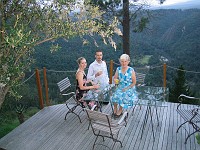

{"left": 57, "top": 77, "right": 84, "bottom": 123}
{"left": 132, "top": 72, "right": 146, "bottom": 114}
{"left": 85, "top": 109, "right": 128, "bottom": 150}
{"left": 135, "top": 72, "right": 146, "bottom": 86}
{"left": 176, "top": 94, "right": 200, "bottom": 144}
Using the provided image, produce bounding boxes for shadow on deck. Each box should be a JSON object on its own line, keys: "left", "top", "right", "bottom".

{"left": 0, "top": 102, "right": 199, "bottom": 150}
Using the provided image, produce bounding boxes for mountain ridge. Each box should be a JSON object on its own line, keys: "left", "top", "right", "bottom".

{"left": 151, "top": 0, "right": 200, "bottom": 9}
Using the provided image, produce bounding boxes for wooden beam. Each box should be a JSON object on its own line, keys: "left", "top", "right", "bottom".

{"left": 43, "top": 67, "right": 50, "bottom": 106}
{"left": 109, "top": 60, "right": 113, "bottom": 84}
{"left": 35, "top": 69, "right": 44, "bottom": 109}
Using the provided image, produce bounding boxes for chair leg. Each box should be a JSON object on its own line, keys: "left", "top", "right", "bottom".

{"left": 115, "top": 133, "right": 123, "bottom": 148}
{"left": 72, "top": 111, "right": 82, "bottom": 123}
{"left": 112, "top": 138, "right": 122, "bottom": 148}
{"left": 93, "top": 131, "right": 100, "bottom": 150}
{"left": 87, "top": 121, "right": 91, "bottom": 130}
{"left": 184, "top": 129, "right": 199, "bottom": 144}
{"left": 102, "top": 136, "right": 105, "bottom": 142}
{"left": 153, "top": 106, "right": 159, "bottom": 127}
{"left": 65, "top": 104, "right": 82, "bottom": 123}
{"left": 132, "top": 101, "right": 142, "bottom": 115}
{"left": 184, "top": 123, "right": 200, "bottom": 144}
{"left": 176, "top": 121, "right": 189, "bottom": 133}
{"left": 92, "top": 132, "right": 123, "bottom": 149}
{"left": 132, "top": 105, "right": 137, "bottom": 115}
{"left": 112, "top": 141, "right": 117, "bottom": 149}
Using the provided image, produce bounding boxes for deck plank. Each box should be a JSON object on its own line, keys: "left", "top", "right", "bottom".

{"left": 0, "top": 102, "right": 200, "bottom": 150}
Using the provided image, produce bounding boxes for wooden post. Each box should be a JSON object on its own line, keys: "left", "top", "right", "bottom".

{"left": 43, "top": 67, "right": 50, "bottom": 106}
{"left": 109, "top": 60, "right": 114, "bottom": 84}
{"left": 163, "top": 63, "right": 167, "bottom": 87}
{"left": 35, "top": 69, "right": 44, "bottom": 109}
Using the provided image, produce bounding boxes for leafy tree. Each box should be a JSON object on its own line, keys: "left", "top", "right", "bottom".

{"left": 85, "top": 0, "right": 166, "bottom": 56}
{"left": 169, "top": 65, "right": 192, "bottom": 103}
{"left": 0, "top": 0, "right": 121, "bottom": 108}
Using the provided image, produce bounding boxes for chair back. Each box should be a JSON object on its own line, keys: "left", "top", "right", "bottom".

{"left": 57, "top": 77, "right": 71, "bottom": 93}
{"left": 135, "top": 72, "right": 146, "bottom": 85}
{"left": 86, "top": 109, "right": 111, "bottom": 124}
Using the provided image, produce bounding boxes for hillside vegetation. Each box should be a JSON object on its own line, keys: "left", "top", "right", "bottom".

{"left": 34, "top": 9, "right": 200, "bottom": 69}
{"left": 2, "top": 9, "right": 200, "bottom": 111}
{"left": 1, "top": 8, "right": 200, "bottom": 138}
{"left": 33, "top": 9, "right": 200, "bottom": 90}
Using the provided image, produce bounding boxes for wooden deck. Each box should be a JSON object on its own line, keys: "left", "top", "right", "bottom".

{"left": 0, "top": 102, "right": 199, "bottom": 150}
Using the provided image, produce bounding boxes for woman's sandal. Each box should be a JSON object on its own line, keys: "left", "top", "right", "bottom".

{"left": 115, "top": 112, "right": 123, "bottom": 118}
{"left": 112, "top": 112, "right": 116, "bottom": 117}
{"left": 80, "top": 102, "right": 85, "bottom": 108}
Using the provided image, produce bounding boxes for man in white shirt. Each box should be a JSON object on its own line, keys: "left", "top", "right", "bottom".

{"left": 87, "top": 50, "right": 109, "bottom": 88}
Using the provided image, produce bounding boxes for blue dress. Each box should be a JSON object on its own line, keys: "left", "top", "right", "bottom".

{"left": 111, "top": 66, "right": 138, "bottom": 109}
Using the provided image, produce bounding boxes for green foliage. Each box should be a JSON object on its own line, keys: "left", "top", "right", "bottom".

{"left": 2, "top": 8, "right": 200, "bottom": 112}
{"left": 24, "top": 107, "right": 40, "bottom": 118}
{"left": 196, "top": 133, "right": 200, "bottom": 145}
{"left": 133, "top": 17, "right": 150, "bottom": 32}
{"left": 0, "top": 107, "right": 39, "bottom": 138}
{"left": 138, "top": 55, "right": 152, "bottom": 65}
{"left": 86, "top": 0, "right": 153, "bottom": 55}
{"left": 169, "top": 65, "right": 193, "bottom": 103}
{"left": 0, "top": 0, "right": 121, "bottom": 108}
{"left": 130, "top": 9, "right": 200, "bottom": 93}
{"left": 31, "top": 9, "right": 200, "bottom": 93}
{"left": 0, "top": 119, "right": 20, "bottom": 139}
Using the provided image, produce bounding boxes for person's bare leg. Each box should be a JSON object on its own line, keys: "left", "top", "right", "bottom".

{"left": 116, "top": 106, "right": 123, "bottom": 115}
{"left": 114, "top": 103, "right": 118, "bottom": 114}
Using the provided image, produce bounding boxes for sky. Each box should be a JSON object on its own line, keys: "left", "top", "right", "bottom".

{"left": 134, "top": 0, "right": 197, "bottom": 5}
{"left": 132, "top": 0, "right": 200, "bottom": 9}
{"left": 150, "top": 0, "right": 193, "bottom": 6}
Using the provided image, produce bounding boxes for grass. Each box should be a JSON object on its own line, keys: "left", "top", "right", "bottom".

{"left": 0, "top": 120, "right": 20, "bottom": 138}
{"left": 0, "top": 107, "right": 39, "bottom": 139}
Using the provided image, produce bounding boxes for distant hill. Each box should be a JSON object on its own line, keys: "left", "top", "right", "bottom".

{"left": 131, "top": 9, "right": 200, "bottom": 69}
{"left": 33, "top": 9, "right": 200, "bottom": 92}
{"left": 151, "top": 0, "right": 200, "bottom": 9}
{"left": 33, "top": 9, "right": 200, "bottom": 70}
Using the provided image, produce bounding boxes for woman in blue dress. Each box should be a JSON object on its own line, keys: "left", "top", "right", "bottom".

{"left": 111, "top": 54, "right": 137, "bottom": 117}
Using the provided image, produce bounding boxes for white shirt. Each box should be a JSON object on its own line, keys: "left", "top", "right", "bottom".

{"left": 87, "top": 60, "right": 109, "bottom": 88}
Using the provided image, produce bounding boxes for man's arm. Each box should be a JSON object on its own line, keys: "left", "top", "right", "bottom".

{"left": 87, "top": 64, "right": 95, "bottom": 81}
{"left": 104, "top": 61, "right": 109, "bottom": 83}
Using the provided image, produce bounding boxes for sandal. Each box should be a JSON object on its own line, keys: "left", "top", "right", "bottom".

{"left": 80, "top": 102, "right": 85, "bottom": 108}
{"left": 115, "top": 112, "right": 123, "bottom": 118}
{"left": 111, "top": 112, "right": 116, "bottom": 117}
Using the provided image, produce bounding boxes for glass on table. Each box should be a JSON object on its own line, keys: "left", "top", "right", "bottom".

{"left": 97, "top": 68, "right": 103, "bottom": 76}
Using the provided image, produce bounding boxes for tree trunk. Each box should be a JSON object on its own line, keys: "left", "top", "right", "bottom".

{"left": 122, "top": 0, "right": 130, "bottom": 56}
{"left": 0, "top": 84, "right": 9, "bottom": 109}
{"left": 17, "top": 113, "right": 25, "bottom": 124}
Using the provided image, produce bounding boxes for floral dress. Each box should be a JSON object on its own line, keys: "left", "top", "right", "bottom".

{"left": 111, "top": 66, "right": 138, "bottom": 109}
{"left": 76, "top": 71, "right": 89, "bottom": 107}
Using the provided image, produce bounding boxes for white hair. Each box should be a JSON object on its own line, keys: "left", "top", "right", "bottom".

{"left": 119, "top": 54, "right": 130, "bottom": 61}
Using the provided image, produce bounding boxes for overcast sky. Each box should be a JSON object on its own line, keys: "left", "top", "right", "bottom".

{"left": 153, "top": 0, "right": 190, "bottom": 5}
{"left": 151, "top": 0, "right": 199, "bottom": 6}
{"left": 133, "top": 0, "right": 200, "bottom": 9}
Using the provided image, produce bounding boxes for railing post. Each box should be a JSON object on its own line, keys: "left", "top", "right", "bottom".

{"left": 163, "top": 63, "right": 167, "bottom": 87}
{"left": 109, "top": 60, "right": 114, "bottom": 84}
{"left": 35, "top": 69, "right": 44, "bottom": 109}
{"left": 43, "top": 67, "right": 50, "bottom": 106}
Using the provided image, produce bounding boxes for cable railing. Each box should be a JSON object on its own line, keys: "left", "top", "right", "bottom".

{"left": 19, "top": 63, "right": 200, "bottom": 87}
{"left": 15, "top": 61, "right": 200, "bottom": 109}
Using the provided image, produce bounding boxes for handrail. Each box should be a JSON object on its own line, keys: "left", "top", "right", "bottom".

{"left": 16, "top": 62, "right": 200, "bottom": 109}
